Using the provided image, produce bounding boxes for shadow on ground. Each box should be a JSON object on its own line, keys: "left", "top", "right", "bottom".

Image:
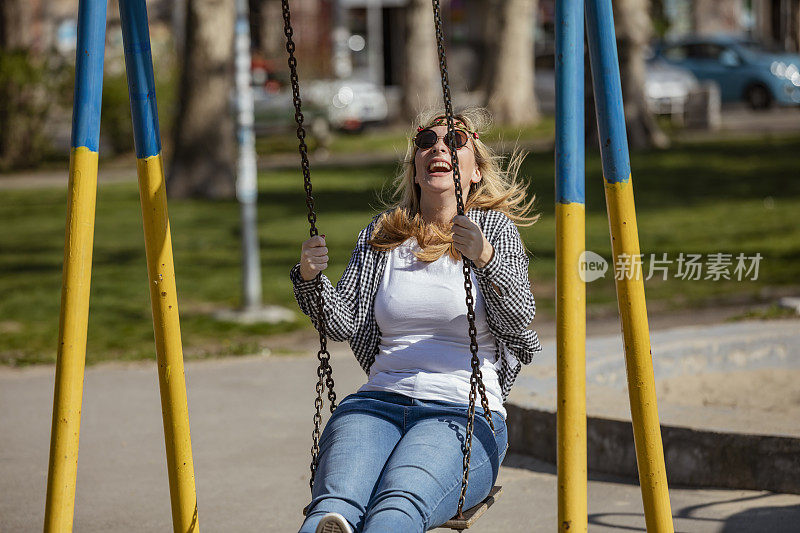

{"left": 503, "top": 454, "right": 800, "bottom": 532}
{"left": 588, "top": 496, "right": 800, "bottom": 532}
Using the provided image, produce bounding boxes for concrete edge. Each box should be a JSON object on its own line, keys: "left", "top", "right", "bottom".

{"left": 506, "top": 403, "right": 800, "bottom": 495}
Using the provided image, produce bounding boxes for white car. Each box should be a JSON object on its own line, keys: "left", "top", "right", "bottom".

{"left": 534, "top": 54, "right": 698, "bottom": 116}
{"left": 644, "top": 59, "right": 699, "bottom": 116}
{"left": 305, "top": 79, "right": 389, "bottom": 132}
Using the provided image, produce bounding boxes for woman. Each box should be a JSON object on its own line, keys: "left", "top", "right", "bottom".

{"left": 291, "top": 108, "right": 542, "bottom": 533}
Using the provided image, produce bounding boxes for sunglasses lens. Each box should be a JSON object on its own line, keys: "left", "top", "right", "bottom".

{"left": 414, "top": 129, "right": 437, "bottom": 149}
{"left": 452, "top": 130, "right": 469, "bottom": 148}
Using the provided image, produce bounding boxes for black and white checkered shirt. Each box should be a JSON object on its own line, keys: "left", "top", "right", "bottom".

{"left": 289, "top": 208, "right": 542, "bottom": 402}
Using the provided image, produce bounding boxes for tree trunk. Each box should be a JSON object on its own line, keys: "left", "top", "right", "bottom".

{"left": 611, "top": 0, "right": 668, "bottom": 150}
{"left": 474, "top": 0, "right": 500, "bottom": 96}
{"left": 485, "top": 0, "right": 539, "bottom": 126}
{"left": 691, "top": 0, "right": 741, "bottom": 36}
{"left": 0, "top": 0, "right": 31, "bottom": 49}
{"left": 401, "top": 0, "right": 441, "bottom": 121}
{"left": 169, "top": 0, "right": 237, "bottom": 199}
{"left": 0, "top": 0, "right": 50, "bottom": 170}
{"left": 249, "top": 0, "right": 284, "bottom": 58}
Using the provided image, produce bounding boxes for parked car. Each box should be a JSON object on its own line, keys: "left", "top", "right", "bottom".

{"left": 643, "top": 58, "right": 699, "bottom": 116}
{"left": 304, "top": 79, "right": 389, "bottom": 132}
{"left": 252, "top": 87, "right": 331, "bottom": 138}
{"left": 533, "top": 53, "right": 698, "bottom": 116}
{"left": 253, "top": 79, "right": 388, "bottom": 136}
{"left": 653, "top": 35, "right": 800, "bottom": 109}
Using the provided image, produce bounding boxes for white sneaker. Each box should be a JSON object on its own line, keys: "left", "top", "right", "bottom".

{"left": 315, "top": 512, "right": 353, "bottom": 533}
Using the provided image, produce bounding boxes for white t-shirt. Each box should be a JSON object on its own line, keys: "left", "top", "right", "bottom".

{"left": 359, "top": 238, "right": 506, "bottom": 417}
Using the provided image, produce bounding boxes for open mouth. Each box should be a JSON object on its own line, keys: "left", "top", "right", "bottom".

{"left": 427, "top": 160, "right": 452, "bottom": 173}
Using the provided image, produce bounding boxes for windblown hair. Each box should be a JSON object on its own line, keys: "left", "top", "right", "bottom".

{"left": 368, "top": 107, "right": 539, "bottom": 262}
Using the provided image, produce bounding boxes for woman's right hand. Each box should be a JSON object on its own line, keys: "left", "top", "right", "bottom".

{"left": 299, "top": 235, "right": 328, "bottom": 281}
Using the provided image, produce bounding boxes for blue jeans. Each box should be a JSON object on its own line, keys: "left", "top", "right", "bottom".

{"left": 298, "top": 391, "right": 508, "bottom": 533}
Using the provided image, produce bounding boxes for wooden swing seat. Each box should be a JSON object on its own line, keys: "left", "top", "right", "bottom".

{"left": 438, "top": 486, "right": 503, "bottom": 531}
{"left": 302, "top": 485, "right": 502, "bottom": 531}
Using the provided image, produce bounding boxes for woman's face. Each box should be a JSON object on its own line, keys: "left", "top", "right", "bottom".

{"left": 413, "top": 125, "right": 481, "bottom": 200}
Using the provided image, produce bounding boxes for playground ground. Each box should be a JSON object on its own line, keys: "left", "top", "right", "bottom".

{"left": 2, "top": 316, "right": 800, "bottom": 532}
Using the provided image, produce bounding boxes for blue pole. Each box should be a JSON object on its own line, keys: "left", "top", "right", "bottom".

{"left": 45, "top": 1, "right": 107, "bottom": 529}
{"left": 555, "top": 0, "right": 587, "bottom": 530}
{"left": 555, "top": 0, "right": 585, "bottom": 206}
{"left": 584, "top": 0, "right": 630, "bottom": 184}
{"left": 71, "top": 0, "right": 106, "bottom": 153}
{"left": 585, "top": 1, "right": 674, "bottom": 530}
{"left": 118, "top": 2, "right": 199, "bottom": 531}
{"left": 118, "top": 0, "right": 161, "bottom": 159}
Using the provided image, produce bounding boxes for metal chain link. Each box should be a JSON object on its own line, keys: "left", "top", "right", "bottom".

{"left": 281, "top": 0, "right": 337, "bottom": 493}
{"left": 430, "top": 0, "right": 496, "bottom": 519}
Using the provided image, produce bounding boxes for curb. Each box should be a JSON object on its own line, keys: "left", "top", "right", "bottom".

{"left": 506, "top": 403, "right": 800, "bottom": 495}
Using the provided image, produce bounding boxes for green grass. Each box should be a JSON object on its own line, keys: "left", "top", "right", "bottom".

{"left": 2, "top": 133, "right": 799, "bottom": 365}
{"left": 726, "top": 304, "right": 798, "bottom": 322}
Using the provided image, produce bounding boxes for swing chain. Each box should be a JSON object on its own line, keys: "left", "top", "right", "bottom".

{"left": 281, "top": 0, "right": 337, "bottom": 492}
{"left": 431, "top": 0, "right": 495, "bottom": 518}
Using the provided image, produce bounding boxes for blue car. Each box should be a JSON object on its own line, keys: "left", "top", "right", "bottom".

{"left": 654, "top": 35, "right": 800, "bottom": 109}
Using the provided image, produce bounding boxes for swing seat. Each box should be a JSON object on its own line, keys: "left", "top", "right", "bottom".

{"left": 438, "top": 486, "right": 503, "bottom": 531}
{"left": 302, "top": 485, "right": 502, "bottom": 531}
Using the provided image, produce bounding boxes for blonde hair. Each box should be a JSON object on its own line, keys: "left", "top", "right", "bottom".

{"left": 368, "top": 107, "right": 539, "bottom": 262}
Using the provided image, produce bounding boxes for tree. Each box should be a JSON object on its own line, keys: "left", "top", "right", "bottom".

{"left": 0, "top": 0, "right": 31, "bottom": 49}
{"left": 248, "top": 0, "right": 284, "bottom": 58}
{"left": 473, "top": 0, "right": 500, "bottom": 96}
{"left": 792, "top": 3, "right": 800, "bottom": 52}
{"left": 169, "top": 0, "right": 237, "bottom": 199}
{"left": 0, "top": 1, "right": 53, "bottom": 170}
{"left": 401, "top": 0, "right": 441, "bottom": 121}
{"left": 485, "top": 0, "right": 539, "bottom": 126}
{"left": 690, "top": 0, "right": 741, "bottom": 36}
{"left": 611, "top": 0, "right": 668, "bottom": 149}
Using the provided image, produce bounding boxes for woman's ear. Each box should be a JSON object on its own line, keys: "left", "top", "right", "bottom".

{"left": 473, "top": 168, "right": 482, "bottom": 183}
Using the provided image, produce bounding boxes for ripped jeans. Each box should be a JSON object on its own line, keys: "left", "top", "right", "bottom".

{"left": 298, "top": 390, "right": 508, "bottom": 533}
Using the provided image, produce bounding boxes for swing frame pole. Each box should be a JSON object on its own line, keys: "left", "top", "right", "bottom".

{"left": 118, "top": 1, "right": 199, "bottom": 530}
{"left": 585, "top": 0, "right": 674, "bottom": 530}
{"left": 555, "top": 0, "right": 587, "bottom": 530}
{"left": 44, "top": 1, "right": 107, "bottom": 529}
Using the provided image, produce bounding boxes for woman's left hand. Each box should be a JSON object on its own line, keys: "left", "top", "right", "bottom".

{"left": 452, "top": 215, "right": 494, "bottom": 268}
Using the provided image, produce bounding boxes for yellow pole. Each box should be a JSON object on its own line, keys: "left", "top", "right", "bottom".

{"left": 118, "top": 0, "right": 199, "bottom": 528}
{"left": 555, "top": 0, "right": 587, "bottom": 529}
{"left": 45, "top": 1, "right": 107, "bottom": 527}
{"left": 586, "top": 0, "right": 674, "bottom": 527}
{"left": 44, "top": 147, "right": 99, "bottom": 532}
{"left": 556, "top": 203, "right": 587, "bottom": 533}
{"left": 604, "top": 179, "right": 673, "bottom": 531}
{"left": 137, "top": 155, "right": 199, "bottom": 532}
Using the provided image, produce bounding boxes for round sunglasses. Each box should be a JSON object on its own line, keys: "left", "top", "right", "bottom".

{"left": 413, "top": 128, "right": 471, "bottom": 150}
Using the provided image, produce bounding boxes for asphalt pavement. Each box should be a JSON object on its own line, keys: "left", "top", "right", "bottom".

{"left": 3, "top": 325, "right": 800, "bottom": 532}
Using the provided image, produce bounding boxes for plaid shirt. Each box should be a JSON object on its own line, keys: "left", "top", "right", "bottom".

{"left": 289, "top": 208, "right": 542, "bottom": 401}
